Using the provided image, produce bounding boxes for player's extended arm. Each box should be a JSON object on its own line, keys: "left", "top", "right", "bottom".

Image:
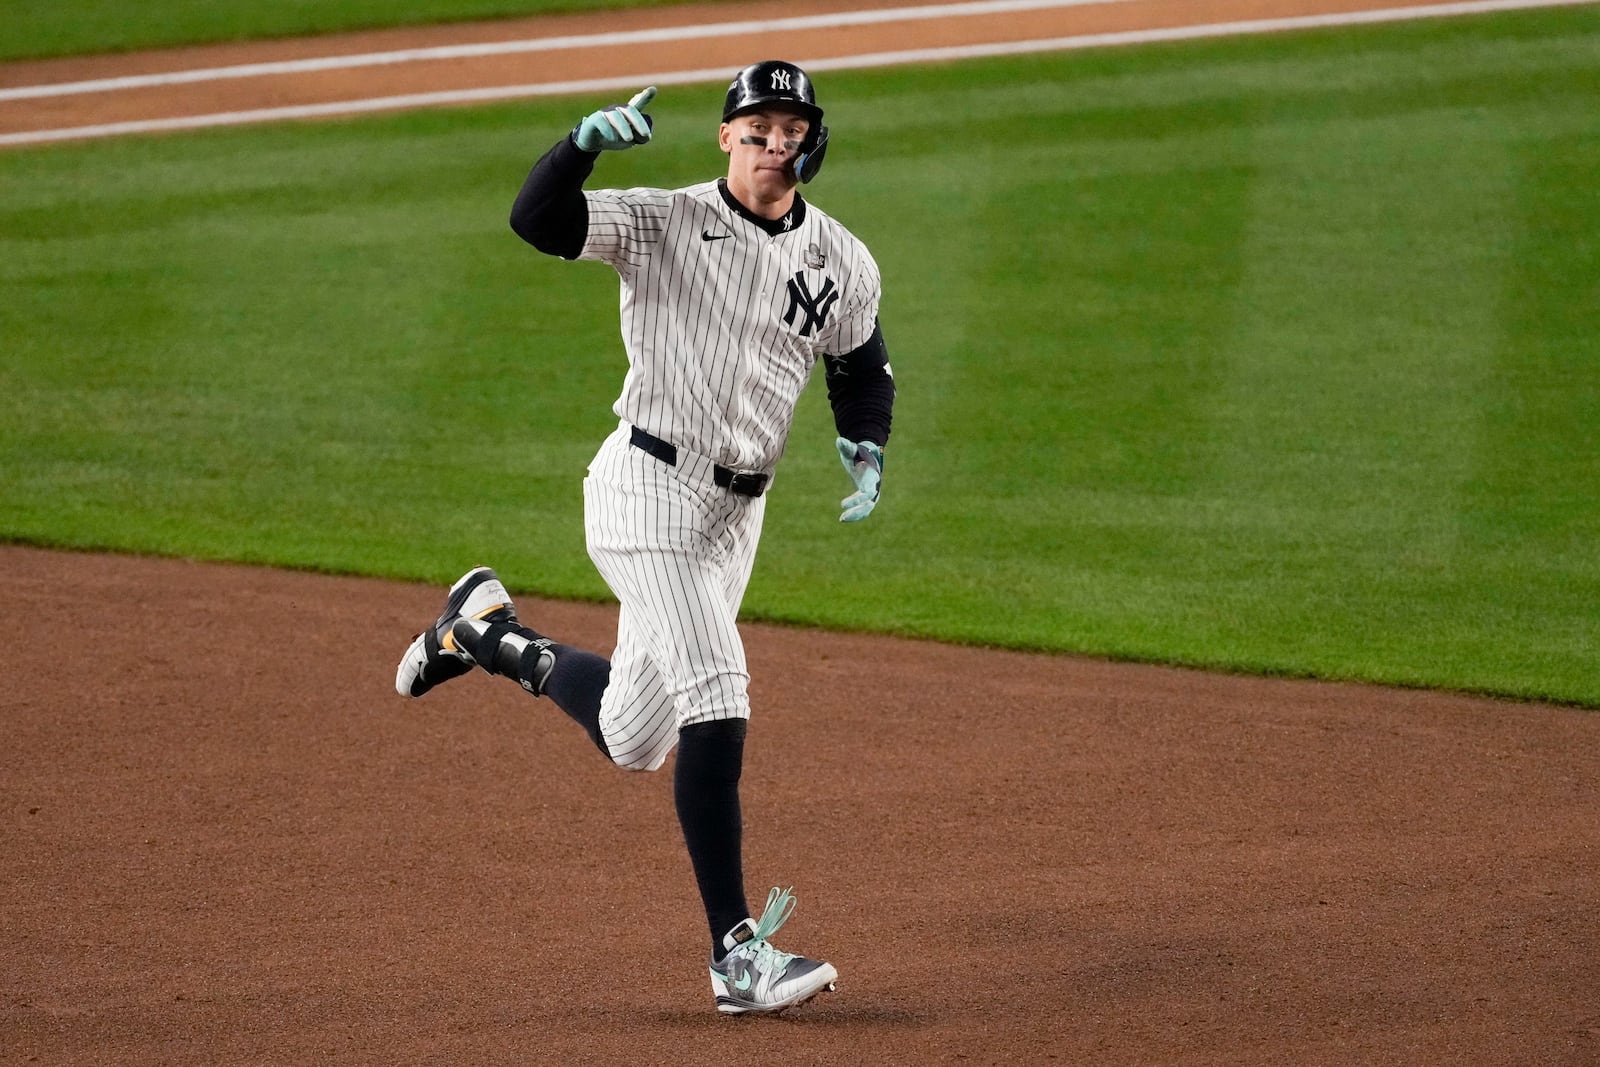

{"left": 824, "top": 321, "right": 895, "bottom": 523}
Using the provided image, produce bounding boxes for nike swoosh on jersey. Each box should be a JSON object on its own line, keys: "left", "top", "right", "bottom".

{"left": 701, "top": 231, "right": 732, "bottom": 241}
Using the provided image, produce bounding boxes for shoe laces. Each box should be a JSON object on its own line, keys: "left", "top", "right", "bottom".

{"left": 736, "top": 886, "right": 800, "bottom": 974}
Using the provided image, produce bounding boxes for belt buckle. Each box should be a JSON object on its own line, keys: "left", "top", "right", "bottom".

{"left": 727, "top": 470, "right": 768, "bottom": 497}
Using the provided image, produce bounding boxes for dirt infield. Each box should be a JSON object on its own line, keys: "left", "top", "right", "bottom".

{"left": 6, "top": 545, "right": 1599, "bottom": 1065}
{"left": 5, "top": 1, "right": 1600, "bottom": 1063}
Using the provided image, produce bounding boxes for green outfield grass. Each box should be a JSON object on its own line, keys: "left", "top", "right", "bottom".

{"left": 2, "top": 0, "right": 689, "bottom": 61}
{"left": 3, "top": 9, "right": 1598, "bottom": 704}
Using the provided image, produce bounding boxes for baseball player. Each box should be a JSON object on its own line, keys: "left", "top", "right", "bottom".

{"left": 395, "top": 60, "right": 894, "bottom": 1016}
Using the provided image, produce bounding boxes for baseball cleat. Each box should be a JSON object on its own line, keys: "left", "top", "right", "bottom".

{"left": 394, "top": 566, "right": 518, "bottom": 698}
{"left": 709, "top": 887, "right": 837, "bottom": 1016}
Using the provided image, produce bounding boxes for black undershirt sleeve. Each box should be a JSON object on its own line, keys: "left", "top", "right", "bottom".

{"left": 824, "top": 320, "right": 895, "bottom": 448}
{"left": 509, "top": 134, "right": 599, "bottom": 259}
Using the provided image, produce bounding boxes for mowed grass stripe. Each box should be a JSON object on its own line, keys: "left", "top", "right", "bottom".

{"left": 1, "top": 0, "right": 694, "bottom": 63}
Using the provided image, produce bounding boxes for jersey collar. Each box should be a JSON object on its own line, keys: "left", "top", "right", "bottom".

{"left": 717, "top": 179, "right": 807, "bottom": 237}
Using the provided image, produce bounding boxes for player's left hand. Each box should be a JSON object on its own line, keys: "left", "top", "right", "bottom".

{"left": 574, "top": 86, "right": 656, "bottom": 152}
{"left": 836, "top": 438, "right": 883, "bottom": 523}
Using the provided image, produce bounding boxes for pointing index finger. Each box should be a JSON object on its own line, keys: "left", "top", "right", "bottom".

{"left": 628, "top": 86, "right": 657, "bottom": 110}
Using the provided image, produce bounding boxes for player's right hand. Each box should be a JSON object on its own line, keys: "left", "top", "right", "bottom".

{"left": 573, "top": 86, "right": 656, "bottom": 152}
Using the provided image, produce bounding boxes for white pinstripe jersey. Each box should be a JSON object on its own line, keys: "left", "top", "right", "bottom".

{"left": 580, "top": 180, "right": 881, "bottom": 472}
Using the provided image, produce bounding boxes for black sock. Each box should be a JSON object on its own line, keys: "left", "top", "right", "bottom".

{"left": 674, "top": 718, "right": 750, "bottom": 960}
{"left": 455, "top": 621, "right": 611, "bottom": 758}
{"left": 541, "top": 645, "right": 611, "bottom": 757}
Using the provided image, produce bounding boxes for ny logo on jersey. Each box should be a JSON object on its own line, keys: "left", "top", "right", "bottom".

{"left": 783, "top": 272, "right": 839, "bottom": 337}
{"left": 770, "top": 69, "right": 792, "bottom": 91}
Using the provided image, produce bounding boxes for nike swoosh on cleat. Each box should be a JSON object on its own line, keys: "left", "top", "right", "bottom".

{"left": 712, "top": 967, "right": 753, "bottom": 992}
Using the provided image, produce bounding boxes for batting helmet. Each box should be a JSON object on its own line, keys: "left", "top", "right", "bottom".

{"left": 722, "top": 60, "right": 829, "bottom": 183}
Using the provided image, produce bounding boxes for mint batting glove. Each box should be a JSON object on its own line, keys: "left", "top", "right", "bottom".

{"left": 836, "top": 437, "right": 884, "bottom": 523}
{"left": 573, "top": 86, "right": 656, "bottom": 151}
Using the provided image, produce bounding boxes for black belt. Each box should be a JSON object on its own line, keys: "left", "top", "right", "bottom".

{"left": 629, "top": 426, "right": 769, "bottom": 498}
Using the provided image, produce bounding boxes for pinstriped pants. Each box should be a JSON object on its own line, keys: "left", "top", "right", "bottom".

{"left": 583, "top": 423, "right": 767, "bottom": 771}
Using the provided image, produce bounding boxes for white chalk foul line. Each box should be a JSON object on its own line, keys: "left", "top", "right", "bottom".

{"left": 0, "top": 0, "right": 1135, "bottom": 101}
{"left": 0, "top": 0, "right": 1589, "bottom": 146}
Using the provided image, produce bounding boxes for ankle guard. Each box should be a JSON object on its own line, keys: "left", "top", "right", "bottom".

{"left": 453, "top": 617, "right": 556, "bottom": 696}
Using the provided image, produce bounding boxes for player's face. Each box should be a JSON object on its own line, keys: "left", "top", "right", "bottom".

{"left": 720, "top": 108, "right": 810, "bottom": 213}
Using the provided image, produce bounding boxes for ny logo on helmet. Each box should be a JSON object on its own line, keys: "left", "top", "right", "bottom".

{"left": 770, "top": 69, "right": 792, "bottom": 91}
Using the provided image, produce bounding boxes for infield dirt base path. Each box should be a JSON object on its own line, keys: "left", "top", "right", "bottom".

{"left": 4, "top": 2, "right": 1600, "bottom": 1065}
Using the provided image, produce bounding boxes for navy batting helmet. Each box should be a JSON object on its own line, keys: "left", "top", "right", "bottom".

{"left": 722, "top": 60, "right": 829, "bottom": 183}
